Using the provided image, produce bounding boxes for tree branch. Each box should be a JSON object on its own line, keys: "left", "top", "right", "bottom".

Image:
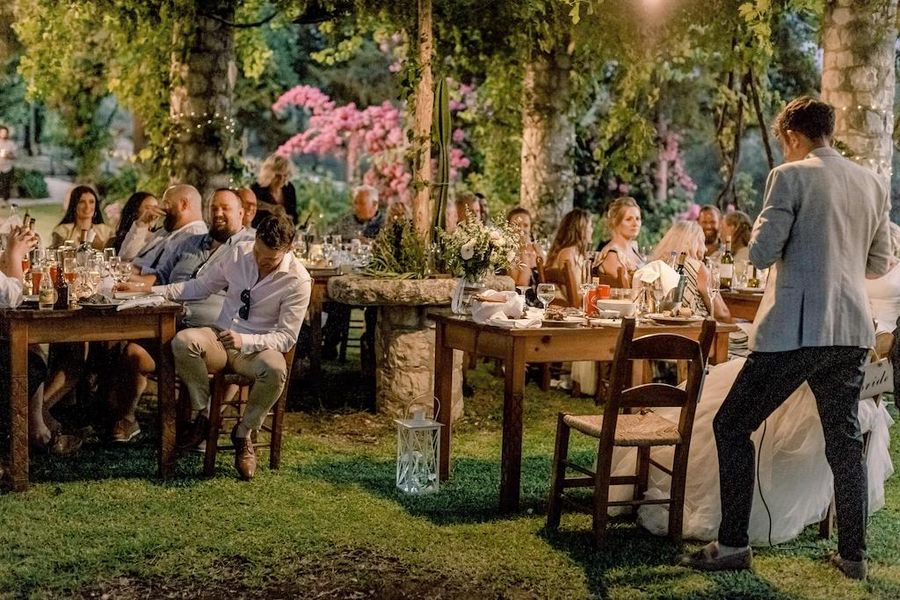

{"left": 748, "top": 66, "right": 774, "bottom": 171}
{"left": 205, "top": 10, "right": 277, "bottom": 29}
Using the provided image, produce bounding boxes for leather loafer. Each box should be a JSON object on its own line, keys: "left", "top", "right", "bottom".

{"left": 830, "top": 553, "right": 866, "bottom": 580}
{"left": 231, "top": 425, "right": 256, "bottom": 481}
{"left": 178, "top": 415, "right": 210, "bottom": 450}
{"left": 678, "top": 542, "right": 752, "bottom": 572}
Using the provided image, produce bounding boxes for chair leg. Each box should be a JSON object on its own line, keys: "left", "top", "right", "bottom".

{"left": 547, "top": 413, "right": 571, "bottom": 528}
{"left": 592, "top": 456, "right": 613, "bottom": 546}
{"left": 819, "top": 501, "right": 836, "bottom": 539}
{"left": 635, "top": 446, "right": 650, "bottom": 508}
{"left": 203, "top": 376, "right": 224, "bottom": 477}
{"left": 667, "top": 444, "right": 689, "bottom": 545}
{"left": 540, "top": 364, "right": 551, "bottom": 392}
{"left": 269, "top": 386, "right": 287, "bottom": 470}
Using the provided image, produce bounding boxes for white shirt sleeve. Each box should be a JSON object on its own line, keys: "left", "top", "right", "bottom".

{"left": 0, "top": 273, "right": 24, "bottom": 308}
{"left": 239, "top": 275, "right": 311, "bottom": 354}
{"left": 118, "top": 222, "right": 153, "bottom": 261}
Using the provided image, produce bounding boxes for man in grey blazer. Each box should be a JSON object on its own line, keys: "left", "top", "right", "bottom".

{"left": 680, "top": 97, "right": 892, "bottom": 579}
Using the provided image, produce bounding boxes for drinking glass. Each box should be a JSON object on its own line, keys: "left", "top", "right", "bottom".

{"left": 708, "top": 266, "right": 721, "bottom": 305}
{"left": 536, "top": 283, "right": 556, "bottom": 314}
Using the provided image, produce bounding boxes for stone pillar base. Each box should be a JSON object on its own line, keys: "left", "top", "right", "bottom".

{"left": 375, "top": 305, "right": 463, "bottom": 421}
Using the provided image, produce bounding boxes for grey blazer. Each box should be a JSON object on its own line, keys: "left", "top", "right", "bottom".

{"left": 748, "top": 147, "right": 892, "bottom": 352}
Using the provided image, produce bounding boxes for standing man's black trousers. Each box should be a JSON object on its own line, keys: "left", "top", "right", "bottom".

{"left": 714, "top": 346, "right": 868, "bottom": 560}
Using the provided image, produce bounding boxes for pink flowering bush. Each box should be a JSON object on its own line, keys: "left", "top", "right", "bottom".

{"left": 273, "top": 85, "right": 470, "bottom": 206}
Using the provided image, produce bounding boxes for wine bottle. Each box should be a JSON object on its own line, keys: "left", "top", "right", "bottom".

{"left": 661, "top": 252, "right": 689, "bottom": 311}
{"left": 719, "top": 238, "right": 734, "bottom": 290}
{"left": 747, "top": 264, "right": 760, "bottom": 289}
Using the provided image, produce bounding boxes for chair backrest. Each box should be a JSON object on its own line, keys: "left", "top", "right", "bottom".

{"left": 596, "top": 265, "right": 629, "bottom": 289}
{"left": 542, "top": 259, "right": 579, "bottom": 308}
{"left": 599, "top": 317, "right": 716, "bottom": 446}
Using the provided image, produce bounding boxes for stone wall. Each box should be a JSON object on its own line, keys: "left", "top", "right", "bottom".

{"left": 822, "top": 0, "right": 897, "bottom": 180}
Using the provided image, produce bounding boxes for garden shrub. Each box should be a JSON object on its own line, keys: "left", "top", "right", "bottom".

{"left": 13, "top": 169, "right": 49, "bottom": 199}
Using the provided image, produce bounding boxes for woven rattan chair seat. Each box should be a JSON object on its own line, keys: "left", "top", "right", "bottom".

{"left": 562, "top": 412, "right": 682, "bottom": 446}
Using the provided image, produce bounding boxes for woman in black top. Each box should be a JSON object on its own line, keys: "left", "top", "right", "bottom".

{"left": 250, "top": 153, "right": 297, "bottom": 226}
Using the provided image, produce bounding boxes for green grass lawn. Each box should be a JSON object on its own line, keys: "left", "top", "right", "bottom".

{"left": 1, "top": 358, "right": 899, "bottom": 599}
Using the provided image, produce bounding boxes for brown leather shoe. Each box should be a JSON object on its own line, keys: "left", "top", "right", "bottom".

{"left": 231, "top": 425, "right": 256, "bottom": 480}
{"left": 178, "top": 415, "right": 210, "bottom": 450}
{"left": 678, "top": 541, "right": 752, "bottom": 572}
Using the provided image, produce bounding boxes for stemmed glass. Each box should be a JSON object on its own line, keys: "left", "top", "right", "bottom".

{"left": 536, "top": 283, "right": 556, "bottom": 316}
{"left": 707, "top": 265, "right": 721, "bottom": 308}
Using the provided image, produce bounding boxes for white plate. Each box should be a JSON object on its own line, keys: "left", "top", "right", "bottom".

{"left": 80, "top": 300, "right": 123, "bottom": 309}
{"left": 114, "top": 291, "right": 151, "bottom": 299}
{"left": 647, "top": 313, "right": 705, "bottom": 326}
{"left": 732, "top": 286, "right": 765, "bottom": 294}
{"left": 588, "top": 318, "right": 622, "bottom": 327}
{"left": 542, "top": 316, "right": 585, "bottom": 328}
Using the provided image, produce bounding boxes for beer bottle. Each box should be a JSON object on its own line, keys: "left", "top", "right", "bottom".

{"left": 53, "top": 255, "right": 69, "bottom": 309}
{"left": 719, "top": 237, "right": 734, "bottom": 290}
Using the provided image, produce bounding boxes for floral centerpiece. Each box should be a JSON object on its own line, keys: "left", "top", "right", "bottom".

{"left": 436, "top": 219, "right": 520, "bottom": 283}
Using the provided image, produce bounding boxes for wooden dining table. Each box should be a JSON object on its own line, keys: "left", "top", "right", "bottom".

{"left": 1, "top": 303, "right": 181, "bottom": 492}
{"left": 430, "top": 314, "right": 738, "bottom": 512}
{"left": 721, "top": 289, "right": 763, "bottom": 321}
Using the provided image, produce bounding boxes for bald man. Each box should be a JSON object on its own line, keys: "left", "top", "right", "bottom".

{"left": 130, "top": 184, "right": 208, "bottom": 282}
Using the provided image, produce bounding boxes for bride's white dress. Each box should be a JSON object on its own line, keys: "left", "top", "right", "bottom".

{"left": 609, "top": 357, "right": 895, "bottom": 545}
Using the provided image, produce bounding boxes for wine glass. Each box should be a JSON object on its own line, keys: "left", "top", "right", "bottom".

{"left": 707, "top": 266, "right": 721, "bottom": 306}
{"left": 536, "top": 283, "right": 556, "bottom": 315}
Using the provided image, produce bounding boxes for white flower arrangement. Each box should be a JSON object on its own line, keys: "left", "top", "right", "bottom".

{"left": 437, "top": 219, "right": 520, "bottom": 283}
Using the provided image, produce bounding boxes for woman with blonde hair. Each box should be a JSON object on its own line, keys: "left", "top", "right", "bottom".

{"left": 546, "top": 208, "right": 593, "bottom": 306}
{"left": 651, "top": 220, "right": 730, "bottom": 321}
{"left": 595, "top": 196, "right": 644, "bottom": 286}
{"left": 250, "top": 153, "right": 297, "bottom": 226}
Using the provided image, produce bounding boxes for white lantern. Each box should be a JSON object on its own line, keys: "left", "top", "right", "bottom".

{"left": 394, "top": 400, "right": 443, "bottom": 494}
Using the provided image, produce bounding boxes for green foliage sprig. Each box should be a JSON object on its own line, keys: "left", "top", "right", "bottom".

{"left": 365, "top": 216, "right": 429, "bottom": 279}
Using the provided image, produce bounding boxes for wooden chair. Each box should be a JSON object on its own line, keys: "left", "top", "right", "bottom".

{"left": 203, "top": 346, "right": 297, "bottom": 476}
{"left": 597, "top": 265, "right": 629, "bottom": 289}
{"left": 547, "top": 317, "right": 716, "bottom": 545}
{"left": 818, "top": 330, "right": 893, "bottom": 538}
{"left": 542, "top": 259, "right": 579, "bottom": 308}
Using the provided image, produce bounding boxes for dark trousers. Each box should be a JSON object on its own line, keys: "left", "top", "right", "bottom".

{"left": 713, "top": 346, "right": 868, "bottom": 560}
{"left": 0, "top": 170, "right": 13, "bottom": 201}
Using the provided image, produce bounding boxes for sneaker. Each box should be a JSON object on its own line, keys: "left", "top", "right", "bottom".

{"left": 678, "top": 541, "right": 752, "bottom": 572}
{"left": 830, "top": 553, "right": 867, "bottom": 580}
{"left": 110, "top": 418, "right": 141, "bottom": 443}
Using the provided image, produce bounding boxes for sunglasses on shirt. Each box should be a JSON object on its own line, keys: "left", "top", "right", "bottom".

{"left": 239, "top": 288, "right": 251, "bottom": 320}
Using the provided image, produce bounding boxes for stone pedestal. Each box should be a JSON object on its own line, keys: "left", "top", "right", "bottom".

{"left": 327, "top": 274, "right": 513, "bottom": 421}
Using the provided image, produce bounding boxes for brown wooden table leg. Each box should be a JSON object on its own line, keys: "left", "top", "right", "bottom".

{"left": 500, "top": 337, "right": 526, "bottom": 512}
{"left": 8, "top": 322, "right": 30, "bottom": 492}
{"left": 434, "top": 321, "right": 453, "bottom": 481}
{"left": 712, "top": 330, "right": 729, "bottom": 365}
{"left": 157, "top": 316, "right": 177, "bottom": 480}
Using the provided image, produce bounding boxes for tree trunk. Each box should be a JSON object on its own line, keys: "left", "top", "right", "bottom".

{"left": 519, "top": 40, "right": 575, "bottom": 238}
{"left": 821, "top": 0, "right": 897, "bottom": 180}
{"left": 654, "top": 116, "right": 669, "bottom": 206}
{"left": 169, "top": 1, "right": 236, "bottom": 202}
{"left": 410, "top": 0, "right": 433, "bottom": 240}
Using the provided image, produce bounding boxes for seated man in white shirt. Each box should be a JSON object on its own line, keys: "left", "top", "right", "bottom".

{"left": 153, "top": 214, "right": 312, "bottom": 480}
{"left": 0, "top": 226, "right": 80, "bottom": 454}
{"left": 127, "top": 184, "right": 208, "bottom": 283}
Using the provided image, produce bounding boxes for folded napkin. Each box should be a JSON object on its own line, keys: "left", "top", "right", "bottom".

{"left": 471, "top": 290, "right": 526, "bottom": 324}
{"left": 117, "top": 294, "right": 166, "bottom": 311}
{"left": 485, "top": 307, "right": 543, "bottom": 329}
{"left": 632, "top": 260, "right": 680, "bottom": 294}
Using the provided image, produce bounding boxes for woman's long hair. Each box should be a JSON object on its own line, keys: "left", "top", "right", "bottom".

{"left": 723, "top": 210, "right": 752, "bottom": 250}
{"left": 58, "top": 185, "right": 103, "bottom": 225}
{"left": 257, "top": 153, "right": 294, "bottom": 188}
{"left": 112, "top": 191, "right": 156, "bottom": 251}
{"left": 547, "top": 208, "right": 592, "bottom": 265}
{"left": 651, "top": 220, "right": 706, "bottom": 262}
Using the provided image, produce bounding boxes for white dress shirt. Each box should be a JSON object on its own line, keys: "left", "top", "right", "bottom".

{"left": 118, "top": 222, "right": 156, "bottom": 261}
{"left": 0, "top": 271, "right": 23, "bottom": 308}
{"left": 152, "top": 241, "right": 311, "bottom": 354}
